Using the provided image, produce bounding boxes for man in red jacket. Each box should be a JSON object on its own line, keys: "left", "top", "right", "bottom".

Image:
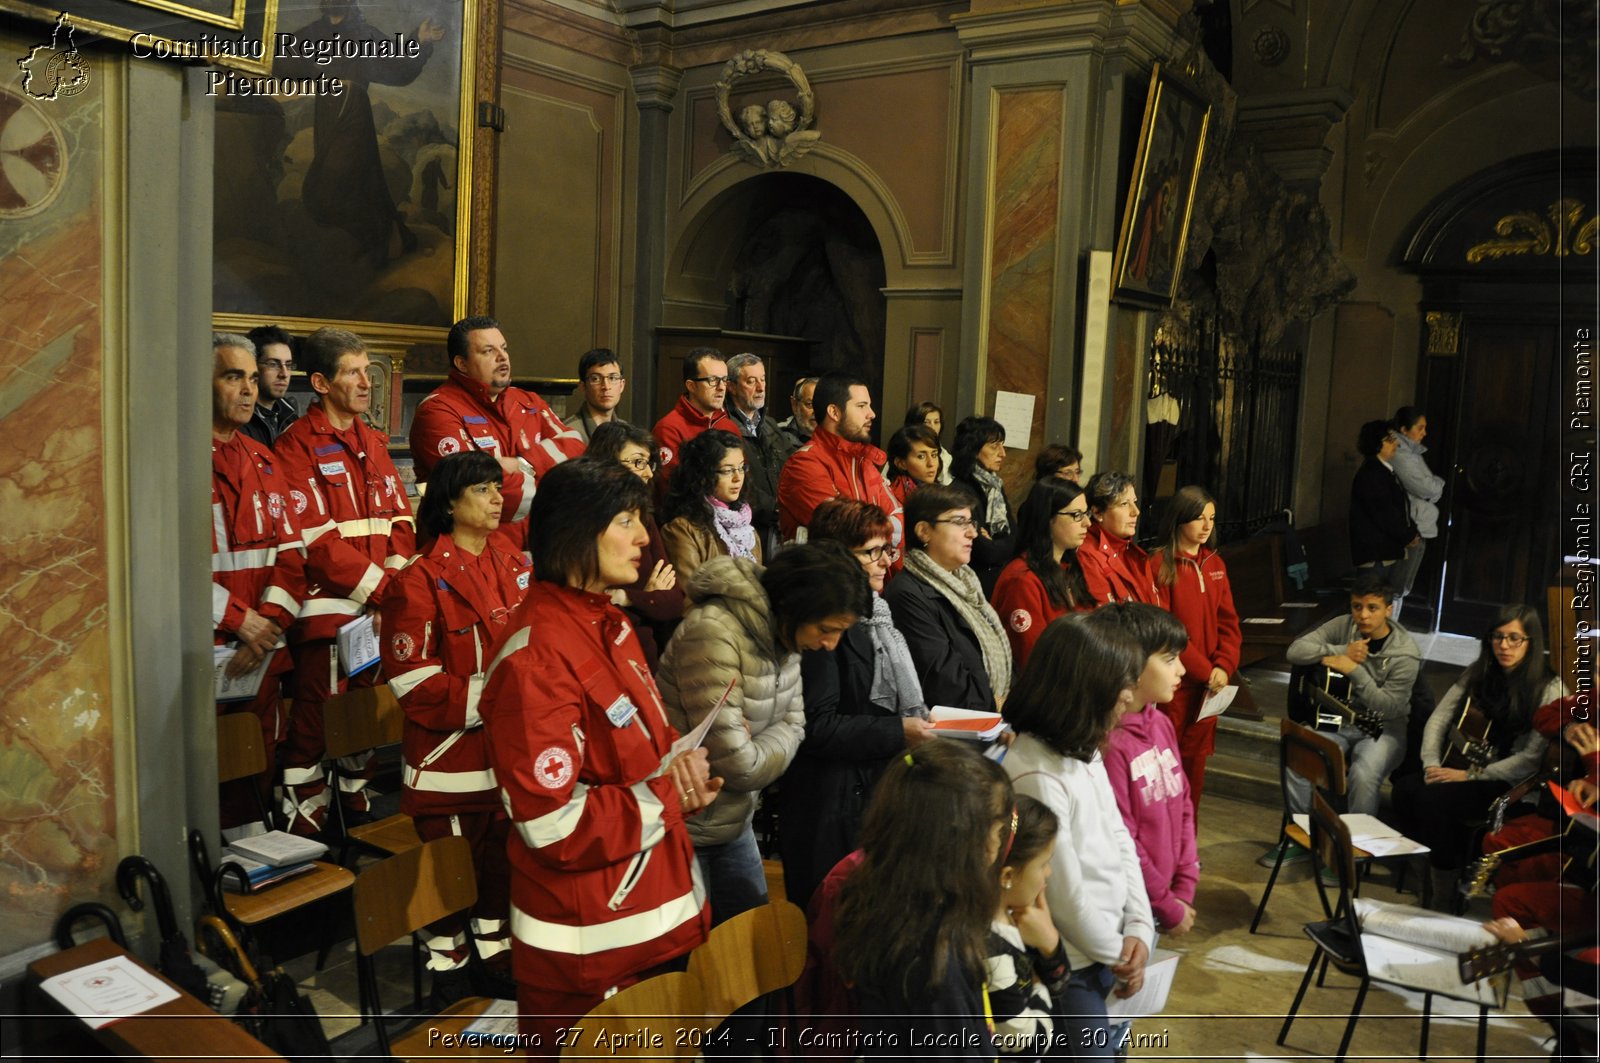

{"left": 409, "top": 316, "right": 585, "bottom": 529}
{"left": 776, "top": 371, "right": 903, "bottom": 546}
{"left": 276, "top": 327, "right": 417, "bottom": 835}
{"left": 211, "top": 334, "right": 307, "bottom": 833}
{"left": 652, "top": 347, "right": 732, "bottom": 492}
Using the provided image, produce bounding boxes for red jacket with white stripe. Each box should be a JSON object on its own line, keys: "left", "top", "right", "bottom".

{"left": 1149, "top": 546, "right": 1242, "bottom": 687}
{"left": 990, "top": 556, "right": 1093, "bottom": 670}
{"left": 379, "top": 533, "right": 531, "bottom": 816}
{"left": 211, "top": 431, "right": 307, "bottom": 645}
{"left": 275, "top": 404, "right": 416, "bottom": 643}
{"left": 651, "top": 393, "right": 733, "bottom": 495}
{"left": 481, "top": 581, "right": 709, "bottom": 994}
{"left": 776, "top": 426, "right": 903, "bottom": 545}
{"left": 408, "top": 371, "right": 584, "bottom": 524}
{"left": 1079, "top": 524, "right": 1159, "bottom": 606}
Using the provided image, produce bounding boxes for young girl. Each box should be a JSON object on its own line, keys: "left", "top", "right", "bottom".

{"left": 660, "top": 428, "right": 761, "bottom": 585}
{"left": 832, "top": 740, "right": 1014, "bottom": 1057}
{"left": 1147, "top": 485, "right": 1241, "bottom": 809}
{"left": 886, "top": 422, "right": 943, "bottom": 509}
{"left": 906, "top": 400, "right": 954, "bottom": 485}
{"left": 988, "top": 795, "right": 1073, "bottom": 1058}
{"left": 1089, "top": 603, "right": 1201, "bottom": 938}
{"left": 1002, "top": 615, "right": 1154, "bottom": 1060}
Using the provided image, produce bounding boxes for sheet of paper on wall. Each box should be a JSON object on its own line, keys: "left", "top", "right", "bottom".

{"left": 1196, "top": 685, "right": 1238, "bottom": 722}
{"left": 214, "top": 644, "right": 271, "bottom": 702}
{"left": 337, "top": 613, "right": 381, "bottom": 677}
{"left": 39, "top": 955, "right": 181, "bottom": 1028}
{"left": 992, "top": 391, "right": 1036, "bottom": 450}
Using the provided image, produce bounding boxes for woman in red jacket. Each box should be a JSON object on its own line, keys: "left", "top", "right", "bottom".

{"left": 991, "top": 477, "right": 1094, "bottom": 669}
{"left": 480, "top": 459, "right": 719, "bottom": 1054}
{"left": 1148, "top": 485, "right": 1241, "bottom": 811}
{"left": 378, "top": 450, "right": 530, "bottom": 1001}
{"left": 1079, "top": 471, "right": 1158, "bottom": 605}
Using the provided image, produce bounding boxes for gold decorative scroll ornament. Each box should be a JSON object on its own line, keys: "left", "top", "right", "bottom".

{"left": 1466, "top": 198, "right": 1599, "bottom": 263}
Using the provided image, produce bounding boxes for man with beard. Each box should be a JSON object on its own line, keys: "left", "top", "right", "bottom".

{"left": 776, "top": 371, "right": 901, "bottom": 546}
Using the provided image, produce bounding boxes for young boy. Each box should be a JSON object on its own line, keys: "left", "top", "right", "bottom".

{"left": 1086, "top": 603, "right": 1201, "bottom": 937}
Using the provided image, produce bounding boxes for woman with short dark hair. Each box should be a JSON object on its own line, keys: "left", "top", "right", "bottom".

{"left": 886, "top": 423, "right": 942, "bottom": 509}
{"left": 1034, "top": 443, "right": 1083, "bottom": 484}
{"left": 1080, "top": 471, "right": 1159, "bottom": 605}
{"left": 905, "top": 400, "right": 954, "bottom": 485}
{"left": 661, "top": 428, "right": 761, "bottom": 585}
{"left": 1349, "top": 419, "right": 1418, "bottom": 604}
{"left": 950, "top": 415, "right": 1017, "bottom": 596}
{"left": 481, "top": 460, "right": 719, "bottom": 1049}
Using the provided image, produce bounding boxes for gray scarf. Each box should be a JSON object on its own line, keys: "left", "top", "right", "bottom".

{"left": 902, "top": 548, "right": 1013, "bottom": 701}
{"left": 857, "top": 593, "right": 927, "bottom": 717}
{"left": 970, "top": 467, "right": 1011, "bottom": 536}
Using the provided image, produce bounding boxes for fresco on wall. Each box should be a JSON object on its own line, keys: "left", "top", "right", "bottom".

{"left": 0, "top": 31, "right": 120, "bottom": 954}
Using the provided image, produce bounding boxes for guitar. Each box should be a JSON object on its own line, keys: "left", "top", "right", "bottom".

{"left": 1458, "top": 930, "right": 1600, "bottom": 983}
{"left": 1306, "top": 669, "right": 1384, "bottom": 740}
{"left": 1441, "top": 696, "right": 1495, "bottom": 772}
{"left": 1486, "top": 763, "right": 1562, "bottom": 833}
{"left": 1462, "top": 802, "right": 1600, "bottom": 899}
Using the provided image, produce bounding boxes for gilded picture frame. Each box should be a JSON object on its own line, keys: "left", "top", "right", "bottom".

{"left": 1112, "top": 64, "right": 1211, "bottom": 308}
{"left": 0, "top": 0, "right": 280, "bottom": 74}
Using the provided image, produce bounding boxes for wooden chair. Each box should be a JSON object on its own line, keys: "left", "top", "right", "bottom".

{"left": 191, "top": 714, "right": 355, "bottom": 944}
{"left": 1277, "top": 791, "right": 1505, "bottom": 1063}
{"left": 1252, "top": 718, "right": 1349, "bottom": 933}
{"left": 561, "top": 972, "right": 705, "bottom": 1060}
{"left": 324, "top": 685, "right": 421, "bottom": 865}
{"left": 353, "top": 836, "right": 500, "bottom": 1060}
{"left": 686, "top": 899, "right": 807, "bottom": 1025}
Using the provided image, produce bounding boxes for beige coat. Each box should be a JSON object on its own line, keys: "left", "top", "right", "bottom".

{"left": 660, "top": 516, "right": 762, "bottom": 587}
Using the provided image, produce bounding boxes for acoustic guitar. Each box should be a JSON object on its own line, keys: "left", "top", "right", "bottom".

{"left": 1306, "top": 667, "right": 1384, "bottom": 740}
{"left": 1457, "top": 929, "right": 1600, "bottom": 983}
{"left": 1441, "top": 695, "right": 1495, "bottom": 772}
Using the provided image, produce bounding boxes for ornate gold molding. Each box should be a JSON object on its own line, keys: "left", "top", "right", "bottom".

{"left": 1425, "top": 311, "right": 1462, "bottom": 356}
{"left": 1466, "top": 198, "right": 1599, "bottom": 263}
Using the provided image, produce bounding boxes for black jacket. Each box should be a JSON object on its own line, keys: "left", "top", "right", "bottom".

{"left": 883, "top": 569, "right": 997, "bottom": 713}
{"left": 730, "top": 409, "right": 797, "bottom": 546}
{"left": 954, "top": 472, "right": 1017, "bottom": 597}
{"left": 778, "top": 624, "right": 905, "bottom": 910}
{"left": 1349, "top": 458, "right": 1416, "bottom": 566}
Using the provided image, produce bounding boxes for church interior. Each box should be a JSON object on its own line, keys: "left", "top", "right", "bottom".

{"left": 1, "top": 0, "right": 1596, "bottom": 1055}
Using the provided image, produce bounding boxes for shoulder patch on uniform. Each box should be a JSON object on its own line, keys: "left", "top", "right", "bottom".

{"left": 533, "top": 746, "right": 575, "bottom": 790}
{"left": 658, "top": 445, "right": 674, "bottom": 467}
{"left": 437, "top": 436, "right": 461, "bottom": 456}
{"left": 1009, "top": 609, "right": 1033, "bottom": 634}
{"left": 391, "top": 632, "right": 415, "bottom": 661}
{"left": 289, "top": 489, "right": 308, "bottom": 514}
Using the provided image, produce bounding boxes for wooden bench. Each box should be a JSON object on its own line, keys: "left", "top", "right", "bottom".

{"left": 1218, "top": 531, "right": 1337, "bottom": 670}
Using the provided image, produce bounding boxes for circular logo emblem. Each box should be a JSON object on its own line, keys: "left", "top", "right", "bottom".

{"left": 438, "top": 436, "right": 462, "bottom": 456}
{"left": 534, "top": 746, "right": 575, "bottom": 790}
{"left": 267, "top": 492, "right": 284, "bottom": 520}
{"left": 658, "top": 445, "right": 674, "bottom": 467}
{"left": 1008, "top": 609, "right": 1032, "bottom": 634}
{"left": 289, "top": 489, "right": 308, "bottom": 515}
{"left": 390, "top": 632, "right": 415, "bottom": 661}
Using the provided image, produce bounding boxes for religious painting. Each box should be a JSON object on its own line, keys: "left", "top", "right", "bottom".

{"left": 1112, "top": 64, "right": 1210, "bottom": 308}
{"left": 212, "top": 0, "right": 473, "bottom": 330}
{"left": 0, "top": 0, "right": 279, "bottom": 74}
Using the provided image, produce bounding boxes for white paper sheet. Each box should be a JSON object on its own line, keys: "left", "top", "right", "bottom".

{"left": 1196, "top": 685, "right": 1238, "bottom": 722}
{"left": 40, "top": 955, "right": 181, "bottom": 1028}
{"left": 992, "top": 391, "right": 1036, "bottom": 451}
{"left": 1104, "top": 948, "right": 1179, "bottom": 1019}
{"left": 213, "top": 644, "right": 271, "bottom": 702}
{"left": 337, "top": 613, "right": 381, "bottom": 677}
{"left": 669, "top": 678, "right": 734, "bottom": 758}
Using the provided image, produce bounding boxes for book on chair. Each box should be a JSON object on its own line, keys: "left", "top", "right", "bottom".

{"left": 1353, "top": 898, "right": 1508, "bottom": 1005}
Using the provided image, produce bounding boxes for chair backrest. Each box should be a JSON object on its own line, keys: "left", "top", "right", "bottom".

{"left": 687, "top": 899, "right": 808, "bottom": 1021}
{"left": 324, "top": 685, "right": 404, "bottom": 760}
{"left": 1308, "top": 789, "right": 1363, "bottom": 949}
{"left": 353, "top": 835, "right": 477, "bottom": 957}
{"left": 564, "top": 972, "right": 704, "bottom": 1059}
{"left": 216, "top": 712, "right": 266, "bottom": 784}
{"left": 1280, "top": 717, "right": 1348, "bottom": 799}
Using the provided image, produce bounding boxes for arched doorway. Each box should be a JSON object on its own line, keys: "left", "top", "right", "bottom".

{"left": 1401, "top": 151, "right": 1597, "bottom": 634}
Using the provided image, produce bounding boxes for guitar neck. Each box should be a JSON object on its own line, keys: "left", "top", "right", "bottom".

{"left": 1458, "top": 930, "right": 1600, "bottom": 983}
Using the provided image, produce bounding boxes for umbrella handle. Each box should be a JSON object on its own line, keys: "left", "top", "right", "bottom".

{"left": 196, "top": 914, "right": 263, "bottom": 991}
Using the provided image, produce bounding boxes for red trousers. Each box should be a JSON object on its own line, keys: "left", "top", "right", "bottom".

{"left": 1162, "top": 683, "right": 1216, "bottom": 815}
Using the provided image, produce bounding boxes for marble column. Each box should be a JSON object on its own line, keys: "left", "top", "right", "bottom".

{"left": 629, "top": 62, "right": 683, "bottom": 428}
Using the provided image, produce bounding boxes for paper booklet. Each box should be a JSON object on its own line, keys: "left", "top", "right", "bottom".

{"left": 670, "top": 677, "right": 735, "bottom": 758}
{"left": 213, "top": 644, "right": 272, "bottom": 703}
{"left": 1353, "top": 898, "right": 1508, "bottom": 1005}
{"left": 39, "top": 955, "right": 181, "bottom": 1028}
{"left": 337, "top": 613, "right": 381, "bottom": 677}
{"left": 226, "top": 830, "right": 328, "bottom": 867}
{"left": 1104, "top": 948, "right": 1179, "bottom": 1019}
{"left": 928, "top": 705, "right": 1007, "bottom": 742}
{"left": 1196, "top": 685, "right": 1238, "bottom": 722}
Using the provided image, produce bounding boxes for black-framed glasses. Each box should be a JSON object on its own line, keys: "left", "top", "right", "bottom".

{"left": 851, "top": 544, "right": 901, "bottom": 563}
{"left": 934, "top": 516, "right": 977, "bottom": 529}
{"left": 585, "top": 373, "right": 624, "bottom": 386}
{"left": 1055, "top": 508, "right": 1090, "bottom": 523}
{"left": 692, "top": 376, "right": 729, "bottom": 387}
{"left": 259, "top": 358, "right": 295, "bottom": 372}
{"left": 619, "top": 457, "right": 657, "bottom": 472}
{"left": 1490, "top": 632, "right": 1528, "bottom": 646}
{"left": 715, "top": 464, "right": 749, "bottom": 477}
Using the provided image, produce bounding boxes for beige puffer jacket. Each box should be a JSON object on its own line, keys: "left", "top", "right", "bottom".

{"left": 656, "top": 556, "right": 804, "bottom": 847}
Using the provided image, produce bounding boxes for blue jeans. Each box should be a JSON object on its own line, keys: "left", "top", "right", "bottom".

{"left": 1056, "top": 962, "right": 1116, "bottom": 1059}
{"left": 695, "top": 824, "right": 768, "bottom": 928}
{"left": 1287, "top": 724, "right": 1406, "bottom": 816}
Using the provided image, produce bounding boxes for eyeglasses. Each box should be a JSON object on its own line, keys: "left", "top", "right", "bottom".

{"left": 934, "top": 516, "right": 977, "bottom": 529}
{"left": 619, "top": 457, "right": 656, "bottom": 472}
{"left": 1055, "top": 508, "right": 1091, "bottom": 523}
{"left": 585, "top": 373, "right": 624, "bottom": 386}
{"left": 1490, "top": 633, "right": 1528, "bottom": 646}
{"left": 260, "top": 359, "right": 295, "bottom": 372}
{"left": 692, "top": 376, "right": 729, "bottom": 387}
{"left": 851, "top": 544, "right": 901, "bottom": 563}
{"left": 715, "top": 464, "right": 749, "bottom": 477}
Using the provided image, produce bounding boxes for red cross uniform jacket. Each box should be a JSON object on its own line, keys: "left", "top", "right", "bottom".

{"left": 408, "top": 371, "right": 584, "bottom": 524}
{"left": 1150, "top": 546, "right": 1242, "bottom": 691}
{"left": 651, "top": 394, "right": 733, "bottom": 491}
{"left": 1079, "top": 523, "right": 1159, "bottom": 606}
{"left": 379, "top": 533, "right": 531, "bottom": 817}
{"left": 275, "top": 404, "right": 416, "bottom": 643}
{"left": 481, "top": 581, "right": 709, "bottom": 994}
{"left": 990, "top": 556, "right": 1094, "bottom": 670}
{"left": 776, "top": 427, "right": 904, "bottom": 545}
{"left": 212, "top": 431, "right": 307, "bottom": 643}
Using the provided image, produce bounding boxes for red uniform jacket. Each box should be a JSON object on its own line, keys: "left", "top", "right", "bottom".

{"left": 275, "top": 404, "right": 416, "bottom": 642}
{"left": 990, "top": 555, "right": 1093, "bottom": 670}
{"left": 409, "top": 370, "right": 584, "bottom": 523}
{"left": 651, "top": 394, "right": 732, "bottom": 491}
{"left": 1079, "top": 523, "right": 1158, "bottom": 605}
{"left": 212, "top": 431, "right": 307, "bottom": 642}
{"left": 1150, "top": 546, "right": 1242, "bottom": 690}
{"left": 481, "top": 582, "right": 708, "bottom": 994}
{"left": 379, "top": 534, "right": 531, "bottom": 816}
{"left": 776, "top": 427, "right": 904, "bottom": 545}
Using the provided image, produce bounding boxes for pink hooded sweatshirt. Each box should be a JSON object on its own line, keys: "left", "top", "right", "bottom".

{"left": 1102, "top": 705, "right": 1200, "bottom": 931}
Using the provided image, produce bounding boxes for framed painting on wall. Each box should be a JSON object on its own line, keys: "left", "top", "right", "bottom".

{"left": 1111, "top": 63, "right": 1211, "bottom": 308}
{"left": 212, "top": 0, "right": 476, "bottom": 340}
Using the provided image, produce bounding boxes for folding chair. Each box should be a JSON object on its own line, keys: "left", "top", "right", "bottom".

{"left": 324, "top": 685, "right": 421, "bottom": 865}
{"left": 686, "top": 899, "right": 807, "bottom": 1025}
{"left": 353, "top": 836, "right": 501, "bottom": 1059}
{"left": 561, "top": 972, "right": 705, "bottom": 1060}
{"left": 1277, "top": 791, "right": 1505, "bottom": 1063}
{"left": 1252, "top": 718, "right": 1349, "bottom": 932}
